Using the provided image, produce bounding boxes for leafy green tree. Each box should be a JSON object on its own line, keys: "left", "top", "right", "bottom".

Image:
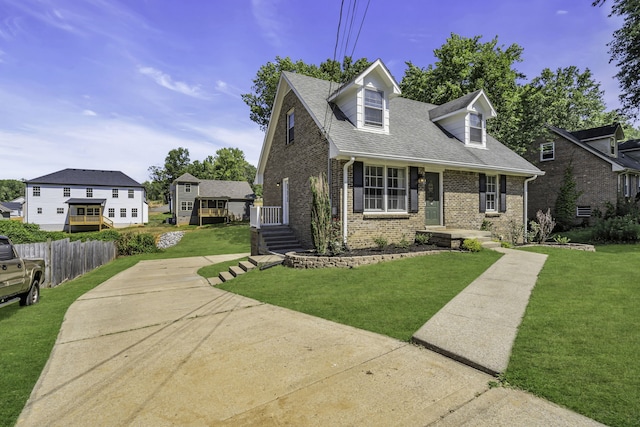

{"left": 518, "top": 66, "right": 621, "bottom": 149}
{"left": 147, "top": 147, "right": 191, "bottom": 202}
{"left": 594, "top": 0, "right": 640, "bottom": 119}
{"left": 400, "top": 33, "right": 525, "bottom": 150}
{"left": 554, "top": 161, "right": 582, "bottom": 231}
{"left": 0, "top": 179, "right": 25, "bottom": 201}
{"left": 209, "top": 148, "right": 252, "bottom": 182}
{"left": 242, "top": 56, "right": 371, "bottom": 131}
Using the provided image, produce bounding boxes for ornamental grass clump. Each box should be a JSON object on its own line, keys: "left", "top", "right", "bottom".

{"left": 310, "top": 173, "right": 341, "bottom": 255}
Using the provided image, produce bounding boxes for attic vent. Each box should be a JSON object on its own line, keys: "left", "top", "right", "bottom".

{"left": 576, "top": 206, "right": 592, "bottom": 217}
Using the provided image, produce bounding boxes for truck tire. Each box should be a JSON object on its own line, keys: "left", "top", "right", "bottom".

{"left": 19, "top": 279, "right": 40, "bottom": 306}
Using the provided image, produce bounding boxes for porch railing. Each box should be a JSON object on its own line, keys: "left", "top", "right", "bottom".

{"left": 250, "top": 206, "right": 282, "bottom": 229}
{"left": 199, "top": 208, "right": 227, "bottom": 217}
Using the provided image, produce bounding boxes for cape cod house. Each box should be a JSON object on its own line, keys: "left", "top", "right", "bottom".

{"left": 24, "top": 169, "right": 149, "bottom": 232}
{"left": 170, "top": 173, "right": 254, "bottom": 226}
{"left": 526, "top": 123, "right": 640, "bottom": 225}
{"left": 251, "top": 60, "right": 543, "bottom": 253}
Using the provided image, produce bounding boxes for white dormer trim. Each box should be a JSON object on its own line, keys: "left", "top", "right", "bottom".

{"left": 328, "top": 59, "right": 401, "bottom": 103}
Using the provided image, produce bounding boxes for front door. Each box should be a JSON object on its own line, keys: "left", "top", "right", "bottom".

{"left": 425, "top": 172, "right": 440, "bottom": 226}
{"left": 282, "top": 178, "right": 289, "bottom": 225}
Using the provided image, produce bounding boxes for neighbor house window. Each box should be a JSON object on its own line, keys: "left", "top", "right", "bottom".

{"left": 77, "top": 208, "right": 85, "bottom": 215}
{"left": 286, "top": 109, "right": 295, "bottom": 144}
{"left": 364, "top": 89, "right": 383, "bottom": 127}
{"left": 33, "top": 186, "right": 40, "bottom": 197}
{"left": 181, "top": 201, "right": 193, "bottom": 211}
{"left": 469, "top": 113, "right": 483, "bottom": 143}
{"left": 57, "top": 208, "right": 64, "bottom": 214}
{"left": 610, "top": 137, "right": 616, "bottom": 156}
{"left": 86, "top": 188, "right": 93, "bottom": 197}
{"left": 37, "top": 207, "right": 42, "bottom": 214}
{"left": 120, "top": 208, "right": 126, "bottom": 218}
{"left": 112, "top": 189, "right": 119, "bottom": 198}
{"left": 185, "top": 183, "right": 191, "bottom": 193}
{"left": 540, "top": 142, "right": 555, "bottom": 161}
{"left": 63, "top": 187, "right": 70, "bottom": 197}
{"left": 364, "top": 165, "right": 407, "bottom": 212}
{"left": 485, "top": 175, "right": 497, "bottom": 211}
{"left": 87, "top": 208, "right": 98, "bottom": 216}
{"left": 108, "top": 208, "right": 115, "bottom": 218}
{"left": 132, "top": 208, "right": 138, "bottom": 218}
{"left": 128, "top": 189, "right": 134, "bottom": 198}
{"left": 621, "top": 174, "right": 630, "bottom": 197}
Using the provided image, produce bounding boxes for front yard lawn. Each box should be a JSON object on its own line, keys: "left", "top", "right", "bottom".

{"left": 218, "top": 251, "right": 501, "bottom": 341}
{"left": 505, "top": 245, "right": 640, "bottom": 427}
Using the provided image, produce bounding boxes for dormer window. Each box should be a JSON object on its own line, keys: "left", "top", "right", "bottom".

{"left": 364, "top": 89, "right": 383, "bottom": 127}
{"left": 610, "top": 137, "right": 616, "bottom": 156}
{"left": 470, "top": 113, "right": 483, "bottom": 143}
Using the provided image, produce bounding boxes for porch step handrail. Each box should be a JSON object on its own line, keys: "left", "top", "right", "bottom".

{"left": 250, "top": 206, "right": 282, "bottom": 229}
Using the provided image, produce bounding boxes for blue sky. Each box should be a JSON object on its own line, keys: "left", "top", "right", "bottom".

{"left": 0, "top": 0, "right": 622, "bottom": 183}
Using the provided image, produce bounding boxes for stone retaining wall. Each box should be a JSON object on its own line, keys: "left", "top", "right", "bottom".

{"left": 284, "top": 250, "right": 447, "bottom": 269}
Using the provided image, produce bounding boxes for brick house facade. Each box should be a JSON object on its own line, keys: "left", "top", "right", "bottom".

{"left": 526, "top": 124, "right": 640, "bottom": 225}
{"left": 255, "top": 60, "right": 542, "bottom": 250}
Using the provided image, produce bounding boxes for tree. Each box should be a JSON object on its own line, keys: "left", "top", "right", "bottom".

{"left": 147, "top": 147, "right": 191, "bottom": 202}
{"left": 0, "top": 179, "right": 25, "bottom": 201}
{"left": 518, "top": 66, "right": 621, "bottom": 149}
{"left": 242, "top": 56, "right": 371, "bottom": 131}
{"left": 400, "top": 34, "right": 525, "bottom": 151}
{"left": 554, "top": 161, "right": 582, "bottom": 231}
{"left": 594, "top": 0, "right": 640, "bottom": 119}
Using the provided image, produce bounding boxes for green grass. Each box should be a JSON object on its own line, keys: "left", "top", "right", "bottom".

{"left": 218, "top": 251, "right": 502, "bottom": 341}
{"left": 0, "top": 223, "right": 250, "bottom": 427}
{"left": 505, "top": 245, "right": 640, "bottom": 427}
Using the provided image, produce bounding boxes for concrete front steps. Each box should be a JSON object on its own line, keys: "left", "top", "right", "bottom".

{"left": 208, "top": 255, "right": 284, "bottom": 286}
{"left": 421, "top": 228, "right": 501, "bottom": 249}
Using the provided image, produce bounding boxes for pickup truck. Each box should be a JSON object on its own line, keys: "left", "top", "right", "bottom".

{"left": 0, "top": 235, "right": 44, "bottom": 308}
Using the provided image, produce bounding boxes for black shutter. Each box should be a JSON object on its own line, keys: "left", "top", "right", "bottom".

{"left": 479, "top": 173, "right": 487, "bottom": 213}
{"left": 409, "top": 167, "right": 419, "bottom": 213}
{"left": 499, "top": 175, "right": 507, "bottom": 213}
{"left": 353, "top": 161, "right": 364, "bottom": 213}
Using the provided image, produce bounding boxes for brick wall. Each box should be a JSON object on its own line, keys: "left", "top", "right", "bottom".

{"left": 262, "top": 90, "right": 329, "bottom": 249}
{"left": 526, "top": 136, "right": 619, "bottom": 224}
{"left": 443, "top": 170, "right": 526, "bottom": 242}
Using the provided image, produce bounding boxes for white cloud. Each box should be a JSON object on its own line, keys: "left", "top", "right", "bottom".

{"left": 556, "top": 10, "right": 569, "bottom": 15}
{"left": 215, "top": 80, "right": 242, "bottom": 98}
{"left": 251, "top": 0, "right": 285, "bottom": 47}
{"left": 138, "top": 66, "right": 207, "bottom": 99}
{"left": 82, "top": 109, "right": 97, "bottom": 116}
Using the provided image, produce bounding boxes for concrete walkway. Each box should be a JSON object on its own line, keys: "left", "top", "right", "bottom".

{"left": 413, "top": 247, "right": 549, "bottom": 375}
{"left": 16, "top": 252, "right": 603, "bottom": 426}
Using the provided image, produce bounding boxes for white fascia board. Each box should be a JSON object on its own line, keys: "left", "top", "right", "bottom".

{"left": 469, "top": 90, "right": 497, "bottom": 118}
{"left": 334, "top": 150, "right": 544, "bottom": 176}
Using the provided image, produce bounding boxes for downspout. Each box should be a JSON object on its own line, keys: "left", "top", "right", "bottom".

{"left": 343, "top": 157, "right": 356, "bottom": 245}
{"left": 524, "top": 175, "right": 538, "bottom": 242}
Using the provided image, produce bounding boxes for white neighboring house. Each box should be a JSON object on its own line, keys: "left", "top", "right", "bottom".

{"left": 25, "top": 169, "right": 149, "bottom": 232}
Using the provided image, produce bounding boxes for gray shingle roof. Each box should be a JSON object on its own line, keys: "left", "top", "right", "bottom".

{"left": 196, "top": 180, "right": 254, "bottom": 200}
{"left": 428, "top": 89, "right": 483, "bottom": 120}
{"left": 283, "top": 72, "right": 541, "bottom": 175}
{"left": 174, "top": 173, "right": 200, "bottom": 183}
{"left": 549, "top": 125, "right": 640, "bottom": 172}
{"left": 27, "top": 169, "right": 142, "bottom": 187}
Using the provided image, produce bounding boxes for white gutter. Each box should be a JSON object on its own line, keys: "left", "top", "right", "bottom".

{"left": 343, "top": 157, "right": 356, "bottom": 245}
{"left": 524, "top": 175, "right": 538, "bottom": 242}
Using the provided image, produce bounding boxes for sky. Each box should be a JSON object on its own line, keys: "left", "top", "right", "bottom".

{"left": 0, "top": 0, "right": 624, "bottom": 183}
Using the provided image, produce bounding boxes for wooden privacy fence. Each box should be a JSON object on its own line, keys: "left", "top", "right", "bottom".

{"left": 14, "top": 239, "right": 117, "bottom": 288}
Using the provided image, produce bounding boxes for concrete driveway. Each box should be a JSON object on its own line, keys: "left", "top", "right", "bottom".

{"left": 17, "top": 254, "right": 602, "bottom": 426}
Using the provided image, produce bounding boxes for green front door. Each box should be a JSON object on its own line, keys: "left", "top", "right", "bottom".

{"left": 425, "top": 172, "right": 440, "bottom": 226}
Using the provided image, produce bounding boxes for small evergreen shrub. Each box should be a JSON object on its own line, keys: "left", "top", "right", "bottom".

{"left": 415, "top": 233, "right": 431, "bottom": 245}
{"left": 397, "top": 234, "right": 410, "bottom": 250}
{"left": 462, "top": 238, "right": 482, "bottom": 252}
{"left": 373, "top": 236, "right": 388, "bottom": 250}
{"left": 592, "top": 215, "right": 640, "bottom": 243}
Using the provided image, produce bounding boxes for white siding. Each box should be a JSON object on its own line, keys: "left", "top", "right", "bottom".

{"left": 25, "top": 184, "right": 147, "bottom": 231}
{"left": 438, "top": 115, "right": 466, "bottom": 142}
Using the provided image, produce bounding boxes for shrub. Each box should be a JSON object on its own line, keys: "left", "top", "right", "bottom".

{"left": 592, "top": 215, "right": 640, "bottom": 243}
{"left": 373, "top": 236, "right": 388, "bottom": 250}
{"left": 529, "top": 209, "right": 556, "bottom": 243}
{"left": 554, "top": 161, "right": 582, "bottom": 231}
{"left": 116, "top": 232, "right": 159, "bottom": 256}
{"left": 396, "top": 234, "right": 410, "bottom": 250}
{"left": 507, "top": 219, "right": 524, "bottom": 245}
{"left": 309, "top": 173, "right": 334, "bottom": 255}
{"left": 415, "top": 233, "right": 431, "bottom": 245}
{"left": 553, "top": 235, "right": 571, "bottom": 244}
{"left": 462, "top": 238, "right": 482, "bottom": 252}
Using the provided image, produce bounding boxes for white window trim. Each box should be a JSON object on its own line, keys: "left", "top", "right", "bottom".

{"left": 485, "top": 175, "right": 498, "bottom": 212}
{"left": 540, "top": 142, "right": 555, "bottom": 161}
{"left": 363, "top": 165, "right": 408, "bottom": 213}
{"left": 364, "top": 88, "right": 384, "bottom": 128}
{"left": 469, "top": 112, "right": 484, "bottom": 145}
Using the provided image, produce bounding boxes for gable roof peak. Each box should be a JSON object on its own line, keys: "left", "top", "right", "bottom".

{"left": 328, "top": 59, "right": 401, "bottom": 102}
{"left": 428, "top": 89, "right": 497, "bottom": 122}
